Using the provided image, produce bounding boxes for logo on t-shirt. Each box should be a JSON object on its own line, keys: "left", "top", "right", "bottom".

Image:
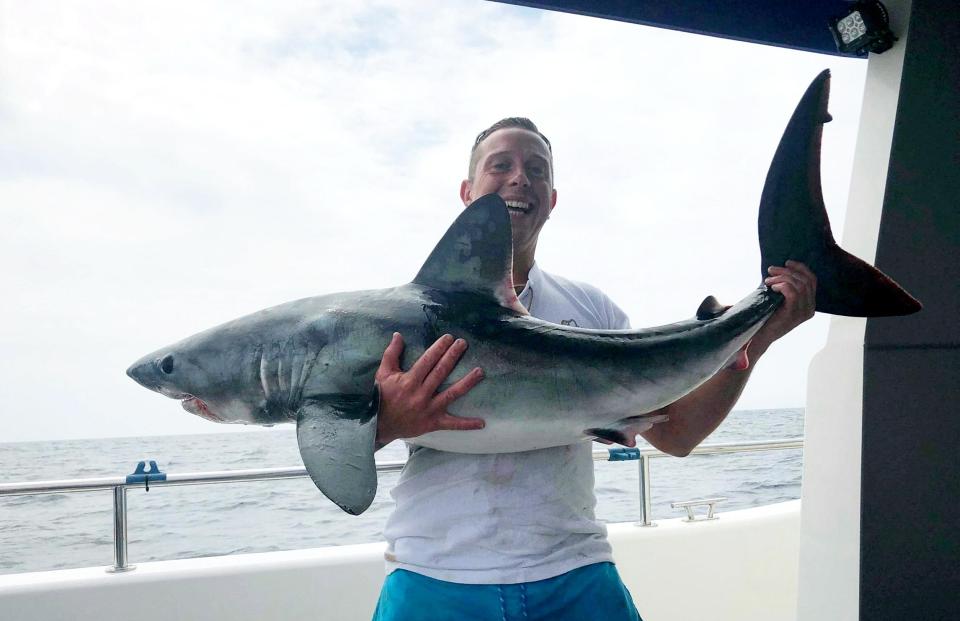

{"left": 561, "top": 319, "right": 579, "bottom": 327}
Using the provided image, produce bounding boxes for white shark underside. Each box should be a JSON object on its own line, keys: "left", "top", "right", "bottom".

{"left": 127, "top": 71, "right": 920, "bottom": 514}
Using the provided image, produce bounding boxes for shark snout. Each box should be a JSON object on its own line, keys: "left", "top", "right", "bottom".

{"left": 126, "top": 358, "right": 153, "bottom": 387}
{"left": 126, "top": 353, "right": 180, "bottom": 395}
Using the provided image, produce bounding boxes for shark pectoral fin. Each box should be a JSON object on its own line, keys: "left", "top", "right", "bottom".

{"left": 295, "top": 389, "right": 380, "bottom": 515}
{"left": 586, "top": 413, "right": 670, "bottom": 446}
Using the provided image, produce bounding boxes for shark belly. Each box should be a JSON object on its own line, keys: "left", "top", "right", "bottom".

{"left": 406, "top": 331, "right": 737, "bottom": 453}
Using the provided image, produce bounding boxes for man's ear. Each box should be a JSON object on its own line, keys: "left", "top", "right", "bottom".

{"left": 459, "top": 179, "right": 472, "bottom": 207}
{"left": 549, "top": 188, "right": 557, "bottom": 215}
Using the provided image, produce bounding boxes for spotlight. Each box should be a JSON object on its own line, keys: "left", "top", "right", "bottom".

{"left": 828, "top": 1, "right": 897, "bottom": 56}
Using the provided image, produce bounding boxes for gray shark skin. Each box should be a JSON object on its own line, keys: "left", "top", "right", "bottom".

{"left": 127, "top": 70, "right": 920, "bottom": 515}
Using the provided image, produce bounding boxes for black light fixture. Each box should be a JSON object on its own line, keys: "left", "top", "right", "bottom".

{"left": 828, "top": 1, "right": 897, "bottom": 56}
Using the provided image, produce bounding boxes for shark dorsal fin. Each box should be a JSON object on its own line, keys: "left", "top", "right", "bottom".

{"left": 413, "top": 193, "right": 527, "bottom": 315}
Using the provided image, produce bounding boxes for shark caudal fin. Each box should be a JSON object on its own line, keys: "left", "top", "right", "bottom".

{"left": 758, "top": 69, "right": 921, "bottom": 317}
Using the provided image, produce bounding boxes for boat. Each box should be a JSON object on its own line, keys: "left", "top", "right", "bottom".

{"left": 1, "top": 1, "right": 955, "bottom": 619}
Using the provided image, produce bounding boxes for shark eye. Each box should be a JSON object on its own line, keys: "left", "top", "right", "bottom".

{"left": 159, "top": 354, "right": 174, "bottom": 375}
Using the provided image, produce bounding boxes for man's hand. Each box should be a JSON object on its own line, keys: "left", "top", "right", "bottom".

{"left": 753, "top": 259, "right": 817, "bottom": 355}
{"left": 374, "top": 333, "right": 485, "bottom": 448}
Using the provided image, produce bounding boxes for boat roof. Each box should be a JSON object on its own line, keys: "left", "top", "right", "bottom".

{"left": 495, "top": 1, "right": 864, "bottom": 57}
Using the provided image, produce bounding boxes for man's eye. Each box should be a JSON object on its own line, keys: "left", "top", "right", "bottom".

{"left": 528, "top": 166, "right": 544, "bottom": 177}
{"left": 492, "top": 162, "right": 510, "bottom": 171}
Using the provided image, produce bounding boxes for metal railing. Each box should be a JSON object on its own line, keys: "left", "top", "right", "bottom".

{"left": 0, "top": 437, "right": 802, "bottom": 572}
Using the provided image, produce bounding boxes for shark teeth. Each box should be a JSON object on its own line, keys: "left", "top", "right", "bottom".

{"left": 504, "top": 200, "right": 532, "bottom": 213}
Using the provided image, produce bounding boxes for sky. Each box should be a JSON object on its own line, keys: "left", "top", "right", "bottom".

{"left": 0, "top": 1, "right": 869, "bottom": 443}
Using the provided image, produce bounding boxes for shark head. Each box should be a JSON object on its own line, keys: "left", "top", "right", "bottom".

{"left": 127, "top": 335, "right": 259, "bottom": 424}
{"left": 126, "top": 307, "right": 340, "bottom": 426}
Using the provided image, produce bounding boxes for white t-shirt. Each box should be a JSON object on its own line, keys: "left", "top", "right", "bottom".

{"left": 383, "top": 263, "right": 631, "bottom": 584}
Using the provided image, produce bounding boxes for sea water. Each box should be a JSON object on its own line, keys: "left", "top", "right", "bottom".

{"left": 0, "top": 408, "right": 802, "bottom": 575}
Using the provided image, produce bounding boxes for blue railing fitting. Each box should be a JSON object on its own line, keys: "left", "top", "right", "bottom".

{"left": 125, "top": 460, "right": 166, "bottom": 491}
{"left": 607, "top": 447, "right": 641, "bottom": 461}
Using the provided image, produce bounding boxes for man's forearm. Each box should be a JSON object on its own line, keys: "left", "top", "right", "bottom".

{"left": 640, "top": 296, "right": 804, "bottom": 458}
{"left": 640, "top": 356, "right": 757, "bottom": 457}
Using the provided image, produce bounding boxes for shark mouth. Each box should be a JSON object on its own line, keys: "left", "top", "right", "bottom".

{"left": 504, "top": 200, "right": 533, "bottom": 214}
{"left": 181, "top": 396, "right": 221, "bottom": 422}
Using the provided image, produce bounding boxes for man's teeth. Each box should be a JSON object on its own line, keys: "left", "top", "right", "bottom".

{"left": 505, "top": 200, "right": 531, "bottom": 212}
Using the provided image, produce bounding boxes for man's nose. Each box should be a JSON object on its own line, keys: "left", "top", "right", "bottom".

{"left": 508, "top": 169, "right": 530, "bottom": 186}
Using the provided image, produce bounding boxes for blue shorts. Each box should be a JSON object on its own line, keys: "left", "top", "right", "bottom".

{"left": 371, "top": 561, "right": 642, "bottom": 621}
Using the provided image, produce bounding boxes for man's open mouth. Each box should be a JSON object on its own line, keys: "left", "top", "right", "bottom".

{"left": 505, "top": 200, "right": 532, "bottom": 214}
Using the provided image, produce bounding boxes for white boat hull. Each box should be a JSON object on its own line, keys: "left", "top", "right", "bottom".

{"left": 0, "top": 501, "right": 800, "bottom": 621}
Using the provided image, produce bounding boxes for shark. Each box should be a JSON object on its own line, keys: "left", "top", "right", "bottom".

{"left": 127, "top": 70, "right": 920, "bottom": 515}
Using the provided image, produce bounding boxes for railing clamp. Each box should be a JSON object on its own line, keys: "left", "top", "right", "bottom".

{"left": 671, "top": 497, "right": 727, "bottom": 522}
{"left": 126, "top": 460, "right": 166, "bottom": 491}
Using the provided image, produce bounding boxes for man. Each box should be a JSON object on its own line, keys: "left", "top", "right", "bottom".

{"left": 371, "top": 118, "right": 816, "bottom": 620}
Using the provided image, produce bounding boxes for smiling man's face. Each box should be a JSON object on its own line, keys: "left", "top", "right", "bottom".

{"left": 460, "top": 127, "right": 557, "bottom": 260}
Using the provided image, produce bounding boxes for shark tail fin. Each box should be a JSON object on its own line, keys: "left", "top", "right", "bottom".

{"left": 809, "top": 243, "right": 922, "bottom": 317}
{"left": 758, "top": 69, "right": 921, "bottom": 318}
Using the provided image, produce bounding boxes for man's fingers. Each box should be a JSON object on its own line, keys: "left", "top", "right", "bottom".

{"left": 438, "top": 367, "right": 484, "bottom": 407}
{"left": 407, "top": 334, "right": 455, "bottom": 384}
{"left": 769, "top": 264, "right": 816, "bottom": 297}
{"left": 376, "top": 332, "right": 404, "bottom": 377}
{"left": 767, "top": 274, "right": 815, "bottom": 317}
{"left": 785, "top": 260, "right": 818, "bottom": 284}
{"left": 769, "top": 281, "right": 797, "bottom": 300}
{"left": 766, "top": 274, "right": 807, "bottom": 299}
{"left": 766, "top": 274, "right": 799, "bottom": 290}
{"left": 783, "top": 263, "right": 817, "bottom": 299}
{"left": 423, "top": 338, "right": 468, "bottom": 393}
{"left": 434, "top": 413, "right": 485, "bottom": 432}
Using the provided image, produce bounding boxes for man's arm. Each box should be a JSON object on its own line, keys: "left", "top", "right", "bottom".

{"left": 640, "top": 260, "right": 817, "bottom": 456}
{"left": 373, "top": 332, "right": 485, "bottom": 450}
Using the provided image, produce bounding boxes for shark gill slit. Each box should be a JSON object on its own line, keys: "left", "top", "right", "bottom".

{"left": 259, "top": 348, "right": 271, "bottom": 402}
{"left": 294, "top": 351, "right": 313, "bottom": 406}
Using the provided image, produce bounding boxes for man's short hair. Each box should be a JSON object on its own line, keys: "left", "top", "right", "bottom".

{"left": 468, "top": 117, "right": 552, "bottom": 180}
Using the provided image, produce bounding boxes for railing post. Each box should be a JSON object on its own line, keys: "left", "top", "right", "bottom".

{"left": 636, "top": 454, "right": 655, "bottom": 527}
{"left": 106, "top": 485, "right": 135, "bottom": 573}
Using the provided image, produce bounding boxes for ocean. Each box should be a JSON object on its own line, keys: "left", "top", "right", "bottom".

{"left": 0, "top": 408, "right": 802, "bottom": 575}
